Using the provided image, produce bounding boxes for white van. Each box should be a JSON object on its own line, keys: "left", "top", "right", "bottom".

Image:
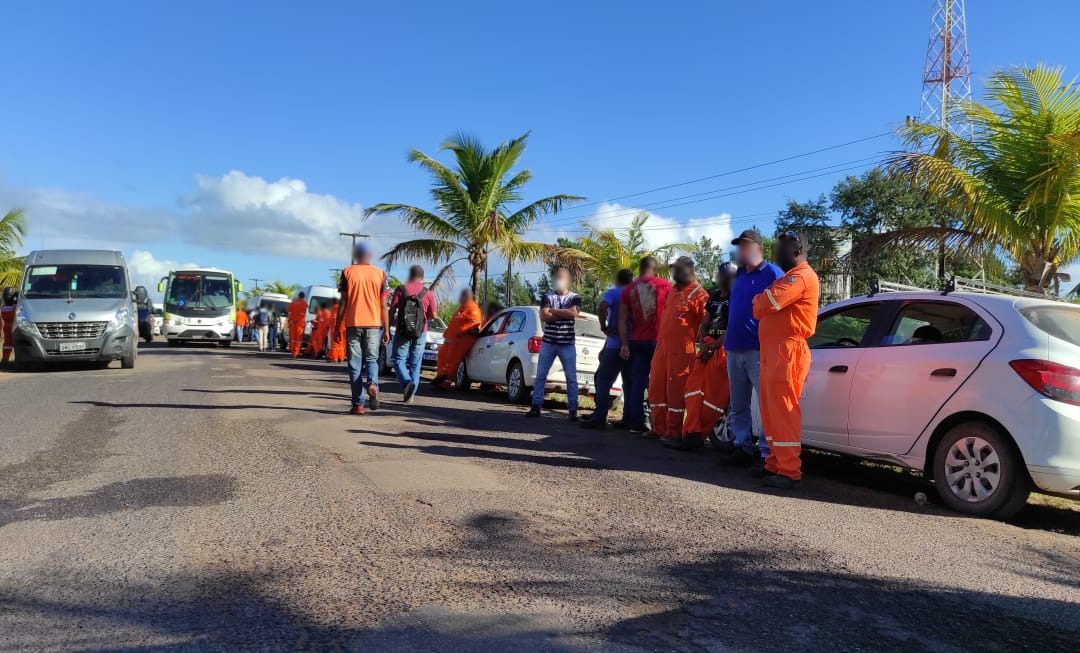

{"left": 297, "top": 285, "right": 340, "bottom": 338}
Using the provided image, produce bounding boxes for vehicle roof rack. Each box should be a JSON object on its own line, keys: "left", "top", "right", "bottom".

{"left": 946, "top": 276, "right": 1059, "bottom": 301}
{"left": 869, "top": 279, "right": 932, "bottom": 296}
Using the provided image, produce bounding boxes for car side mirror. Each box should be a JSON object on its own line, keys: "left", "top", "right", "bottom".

{"left": 133, "top": 286, "right": 148, "bottom": 304}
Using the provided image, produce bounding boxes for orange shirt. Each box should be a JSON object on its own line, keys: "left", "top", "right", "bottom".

{"left": 658, "top": 282, "right": 708, "bottom": 354}
{"left": 288, "top": 298, "right": 308, "bottom": 325}
{"left": 235, "top": 309, "right": 249, "bottom": 327}
{"left": 339, "top": 263, "right": 390, "bottom": 328}
{"left": 752, "top": 261, "right": 820, "bottom": 341}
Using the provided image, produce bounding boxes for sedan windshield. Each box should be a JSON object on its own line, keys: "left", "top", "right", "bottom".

{"left": 22, "top": 265, "right": 127, "bottom": 299}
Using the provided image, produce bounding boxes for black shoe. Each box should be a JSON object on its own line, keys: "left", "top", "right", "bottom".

{"left": 628, "top": 424, "right": 648, "bottom": 434}
{"left": 612, "top": 419, "right": 629, "bottom": 430}
{"left": 568, "top": 411, "right": 579, "bottom": 422}
{"left": 403, "top": 382, "right": 416, "bottom": 404}
{"left": 580, "top": 419, "right": 606, "bottom": 430}
{"left": 748, "top": 463, "right": 774, "bottom": 478}
{"left": 720, "top": 447, "right": 757, "bottom": 467}
{"left": 525, "top": 406, "right": 541, "bottom": 418}
{"left": 762, "top": 474, "right": 800, "bottom": 489}
{"left": 430, "top": 375, "right": 447, "bottom": 387}
{"left": 710, "top": 437, "right": 736, "bottom": 454}
{"left": 639, "top": 430, "right": 661, "bottom": 440}
{"left": 660, "top": 436, "right": 681, "bottom": 448}
{"left": 675, "top": 434, "right": 705, "bottom": 451}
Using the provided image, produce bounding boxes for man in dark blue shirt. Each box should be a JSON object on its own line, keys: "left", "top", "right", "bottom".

{"left": 722, "top": 229, "right": 783, "bottom": 466}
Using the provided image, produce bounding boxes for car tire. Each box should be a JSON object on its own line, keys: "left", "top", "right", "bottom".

{"left": 167, "top": 339, "right": 180, "bottom": 347}
{"left": 220, "top": 340, "right": 232, "bottom": 348}
{"left": 506, "top": 360, "right": 529, "bottom": 405}
{"left": 455, "top": 361, "right": 472, "bottom": 391}
{"left": 931, "top": 421, "right": 1030, "bottom": 519}
{"left": 121, "top": 347, "right": 136, "bottom": 369}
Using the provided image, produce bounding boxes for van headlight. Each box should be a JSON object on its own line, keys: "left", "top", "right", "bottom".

{"left": 14, "top": 305, "right": 39, "bottom": 336}
{"left": 106, "top": 304, "right": 131, "bottom": 333}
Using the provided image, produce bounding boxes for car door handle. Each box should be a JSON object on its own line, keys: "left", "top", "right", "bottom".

{"left": 931, "top": 368, "right": 957, "bottom": 377}
{"left": 829, "top": 365, "right": 848, "bottom": 373}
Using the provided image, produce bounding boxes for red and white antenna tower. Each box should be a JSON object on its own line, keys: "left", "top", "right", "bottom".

{"left": 921, "top": 0, "right": 972, "bottom": 135}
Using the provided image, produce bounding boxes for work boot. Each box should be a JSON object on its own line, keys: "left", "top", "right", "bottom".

{"left": 612, "top": 418, "right": 629, "bottom": 430}
{"left": 525, "top": 406, "right": 542, "bottom": 418}
{"left": 659, "top": 435, "right": 681, "bottom": 447}
{"left": 639, "top": 430, "right": 661, "bottom": 440}
{"left": 749, "top": 463, "right": 774, "bottom": 478}
{"left": 628, "top": 424, "right": 648, "bottom": 435}
{"left": 712, "top": 439, "right": 737, "bottom": 454}
{"left": 403, "top": 382, "right": 416, "bottom": 404}
{"left": 720, "top": 447, "right": 757, "bottom": 467}
{"left": 367, "top": 385, "right": 380, "bottom": 411}
{"left": 762, "top": 474, "right": 800, "bottom": 490}
{"left": 671, "top": 434, "right": 705, "bottom": 451}
{"left": 567, "top": 410, "right": 579, "bottom": 422}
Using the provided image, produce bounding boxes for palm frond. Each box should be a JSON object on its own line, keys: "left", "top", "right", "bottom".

{"left": 381, "top": 238, "right": 464, "bottom": 269}
{"left": 428, "top": 256, "right": 469, "bottom": 298}
{"left": 504, "top": 194, "right": 586, "bottom": 233}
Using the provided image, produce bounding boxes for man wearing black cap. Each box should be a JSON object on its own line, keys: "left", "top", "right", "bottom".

{"left": 649, "top": 256, "right": 708, "bottom": 445}
{"left": 722, "top": 229, "right": 783, "bottom": 467}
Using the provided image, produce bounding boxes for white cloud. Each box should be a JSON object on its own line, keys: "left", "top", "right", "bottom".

{"left": 127, "top": 250, "right": 199, "bottom": 295}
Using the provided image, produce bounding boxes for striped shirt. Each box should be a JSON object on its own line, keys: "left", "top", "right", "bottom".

{"left": 540, "top": 290, "right": 582, "bottom": 345}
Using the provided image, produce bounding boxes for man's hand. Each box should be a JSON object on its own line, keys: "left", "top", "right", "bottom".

{"left": 620, "top": 344, "right": 630, "bottom": 360}
{"left": 382, "top": 329, "right": 391, "bottom": 345}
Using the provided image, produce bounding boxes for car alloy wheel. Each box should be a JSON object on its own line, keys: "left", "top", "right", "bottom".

{"left": 944, "top": 435, "right": 1002, "bottom": 503}
{"left": 455, "top": 361, "right": 469, "bottom": 390}
{"left": 506, "top": 361, "right": 527, "bottom": 404}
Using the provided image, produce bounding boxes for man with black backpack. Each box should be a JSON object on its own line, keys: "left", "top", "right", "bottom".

{"left": 388, "top": 265, "right": 438, "bottom": 403}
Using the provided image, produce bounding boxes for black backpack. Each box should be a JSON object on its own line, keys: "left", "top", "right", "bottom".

{"left": 397, "top": 288, "right": 429, "bottom": 340}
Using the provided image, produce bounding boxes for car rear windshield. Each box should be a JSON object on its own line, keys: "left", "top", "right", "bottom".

{"left": 1020, "top": 305, "right": 1080, "bottom": 347}
{"left": 575, "top": 316, "right": 606, "bottom": 340}
{"left": 22, "top": 264, "right": 127, "bottom": 299}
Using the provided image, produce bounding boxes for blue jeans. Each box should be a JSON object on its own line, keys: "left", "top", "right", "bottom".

{"left": 624, "top": 340, "right": 656, "bottom": 428}
{"left": 235, "top": 326, "right": 244, "bottom": 342}
{"left": 346, "top": 327, "right": 382, "bottom": 408}
{"left": 727, "top": 349, "right": 769, "bottom": 457}
{"left": 591, "top": 347, "right": 630, "bottom": 423}
{"left": 532, "top": 341, "right": 578, "bottom": 411}
{"left": 392, "top": 331, "right": 427, "bottom": 391}
{"left": 268, "top": 326, "right": 278, "bottom": 351}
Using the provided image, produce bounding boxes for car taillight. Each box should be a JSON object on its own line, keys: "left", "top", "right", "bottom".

{"left": 1010, "top": 359, "right": 1080, "bottom": 406}
{"left": 527, "top": 336, "right": 543, "bottom": 354}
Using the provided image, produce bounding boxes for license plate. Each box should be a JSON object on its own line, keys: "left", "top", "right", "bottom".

{"left": 59, "top": 342, "right": 87, "bottom": 352}
{"left": 423, "top": 352, "right": 437, "bottom": 361}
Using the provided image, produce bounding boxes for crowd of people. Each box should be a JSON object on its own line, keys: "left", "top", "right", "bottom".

{"left": 326, "top": 231, "right": 819, "bottom": 490}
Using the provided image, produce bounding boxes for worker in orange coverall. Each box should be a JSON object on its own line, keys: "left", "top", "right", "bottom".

{"left": 288, "top": 292, "right": 308, "bottom": 357}
{"left": 432, "top": 289, "right": 483, "bottom": 389}
{"left": 751, "top": 231, "right": 819, "bottom": 489}
{"left": 676, "top": 261, "right": 739, "bottom": 450}
{"left": 648, "top": 256, "right": 708, "bottom": 445}
{"left": 328, "top": 301, "right": 347, "bottom": 362}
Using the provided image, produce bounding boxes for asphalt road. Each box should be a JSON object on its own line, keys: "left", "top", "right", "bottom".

{"left": 1, "top": 341, "right": 1078, "bottom": 652}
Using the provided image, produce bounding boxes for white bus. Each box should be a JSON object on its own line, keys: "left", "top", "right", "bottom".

{"left": 157, "top": 268, "right": 242, "bottom": 347}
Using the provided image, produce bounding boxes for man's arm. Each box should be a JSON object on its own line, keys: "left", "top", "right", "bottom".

{"left": 618, "top": 301, "right": 630, "bottom": 358}
{"left": 598, "top": 301, "right": 610, "bottom": 335}
{"left": 752, "top": 273, "right": 806, "bottom": 319}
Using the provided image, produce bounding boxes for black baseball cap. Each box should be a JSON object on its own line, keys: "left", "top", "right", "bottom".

{"left": 731, "top": 229, "right": 763, "bottom": 246}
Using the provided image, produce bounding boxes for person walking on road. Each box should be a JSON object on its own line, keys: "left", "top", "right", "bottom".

{"left": 649, "top": 256, "right": 708, "bottom": 445}
{"left": 309, "top": 304, "right": 331, "bottom": 358}
{"left": 679, "top": 261, "right": 738, "bottom": 450}
{"left": 1, "top": 288, "right": 15, "bottom": 365}
{"left": 753, "top": 231, "right": 819, "bottom": 489}
{"left": 254, "top": 304, "right": 272, "bottom": 352}
{"left": 235, "top": 307, "right": 248, "bottom": 343}
{"left": 721, "top": 229, "right": 783, "bottom": 468}
{"left": 389, "top": 265, "right": 437, "bottom": 403}
{"left": 432, "top": 288, "right": 483, "bottom": 389}
{"left": 288, "top": 292, "right": 308, "bottom": 357}
{"left": 581, "top": 268, "right": 634, "bottom": 430}
{"left": 338, "top": 243, "right": 390, "bottom": 414}
{"left": 618, "top": 256, "right": 672, "bottom": 434}
{"left": 526, "top": 267, "right": 582, "bottom": 421}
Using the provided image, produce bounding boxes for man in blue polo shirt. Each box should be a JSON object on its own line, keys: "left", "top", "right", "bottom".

{"left": 722, "top": 229, "right": 783, "bottom": 467}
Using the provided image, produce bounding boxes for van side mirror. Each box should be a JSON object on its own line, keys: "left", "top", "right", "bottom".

{"left": 133, "top": 286, "right": 148, "bottom": 304}
{"left": 157, "top": 277, "right": 166, "bottom": 293}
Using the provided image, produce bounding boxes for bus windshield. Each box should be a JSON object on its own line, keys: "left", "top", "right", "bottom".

{"left": 166, "top": 273, "right": 233, "bottom": 310}
{"left": 23, "top": 265, "right": 128, "bottom": 299}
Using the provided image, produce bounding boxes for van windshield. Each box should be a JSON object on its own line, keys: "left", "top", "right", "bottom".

{"left": 22, "top": 265, "right": 127, "bottom": 299}
{"left": 166, "top": 273, "right": 233, "bottom": 310}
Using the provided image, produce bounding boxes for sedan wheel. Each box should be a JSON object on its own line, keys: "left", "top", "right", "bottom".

{"left": 506, "top": 361, "right": 528, "bottom": 404}
{"left": 455, "top": 361, "right": 471, "bottom": 390}
{"left": 932, "top": 421, "right": 1029, "bottom": 519}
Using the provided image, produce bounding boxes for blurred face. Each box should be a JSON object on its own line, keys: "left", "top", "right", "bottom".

{"left": 552, "top": 270, "right": 570, "bottom": 292}
{"left": 459, "top": 291, "right": 472, "bottom": 306}
{"left": 737, "top": 241, "right": 763, "bottom": 268}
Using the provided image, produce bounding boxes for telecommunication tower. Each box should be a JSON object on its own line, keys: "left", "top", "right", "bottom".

{"left": 920, "top": 0, "right": 972, "bottom": 135}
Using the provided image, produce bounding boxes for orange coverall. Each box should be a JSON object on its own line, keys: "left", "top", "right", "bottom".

{"left": 682, "top": 338, "right": 730, "bottom": 439}
{"left": 287, "top": 297, "right": 308, "bottom": 357}
{"left": 328, "top": 305, "right": 346, "bottom": 363}
{"left": 1, "top": 304, "right": 14, "bottom": 363}
{"left": 310, "top": 307, "right": 331, "bottom": 357}
{"left": 648, "top": 283, "right": 708, "bottom": 439}
{"left": 436, "top": 300, "right": 483, "bottom": 387}
{"left": 751, "top": 261, "right": 820, "bottom": 481}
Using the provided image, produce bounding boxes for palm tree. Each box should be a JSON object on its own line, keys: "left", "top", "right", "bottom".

{"left": 572, "top": 211, "right": 689, "bottom": 284}
{"left": 365, "top": 132, "right": 585, "bottom": 296}
{"left": 882, "top": 65, "right": 1080, "bottom": 293}
{"left": 263, "top": 281, "right": 299, "bottom": 297}
{"left": 0, "top": 209, "right": 28, "bottom": 288}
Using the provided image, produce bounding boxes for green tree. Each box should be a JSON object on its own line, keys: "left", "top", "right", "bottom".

{"left": 0, "top": 208, "right": 28, "bottom": 288}
{"left": 883, "top": 65, "right": 1080, "bottom": 293}
{"left": 775, "top": 196, "right": 844, "bottom": 276}
{"left": 365, "top": 132, "right": 585, "bottom": 296}
{"left": 263, "top": 281, "right": 299, "bottom": 297}
{"left": 683, "top": 236, "right": 725, "bottom": 288}
{"left": 490, "top": 272, "right": 538, "bottom": 307}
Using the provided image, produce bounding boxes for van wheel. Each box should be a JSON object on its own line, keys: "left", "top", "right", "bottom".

{"left": 121, "top": 347, "right": 136, "bottom": 369}
{"left": 931, "top": 421, "right": 1029, "bottom": 519}
{"left": 455, "top": 361, "right": 471, "bottom": 391}
{"left": 506, "top": 361, "right": 529, "bottom": 404}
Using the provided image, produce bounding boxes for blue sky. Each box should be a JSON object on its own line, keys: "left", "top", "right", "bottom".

{"left": 2, "top": 0, "right": 1078, "bottom": 296}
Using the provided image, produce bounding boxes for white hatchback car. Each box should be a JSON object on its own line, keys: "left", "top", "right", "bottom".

{"left": 804, "top": 287, "right": 1080, "bottom": 518}
{"left": 457, "top": 307, "right": 622, "bottom": 405}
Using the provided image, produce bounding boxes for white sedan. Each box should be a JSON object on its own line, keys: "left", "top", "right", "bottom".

{"left": 802, "top": 288, "right": 1080, "bottom": 518}
{"left": 457, "top": 307, "right": 622, "bottom": 405}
